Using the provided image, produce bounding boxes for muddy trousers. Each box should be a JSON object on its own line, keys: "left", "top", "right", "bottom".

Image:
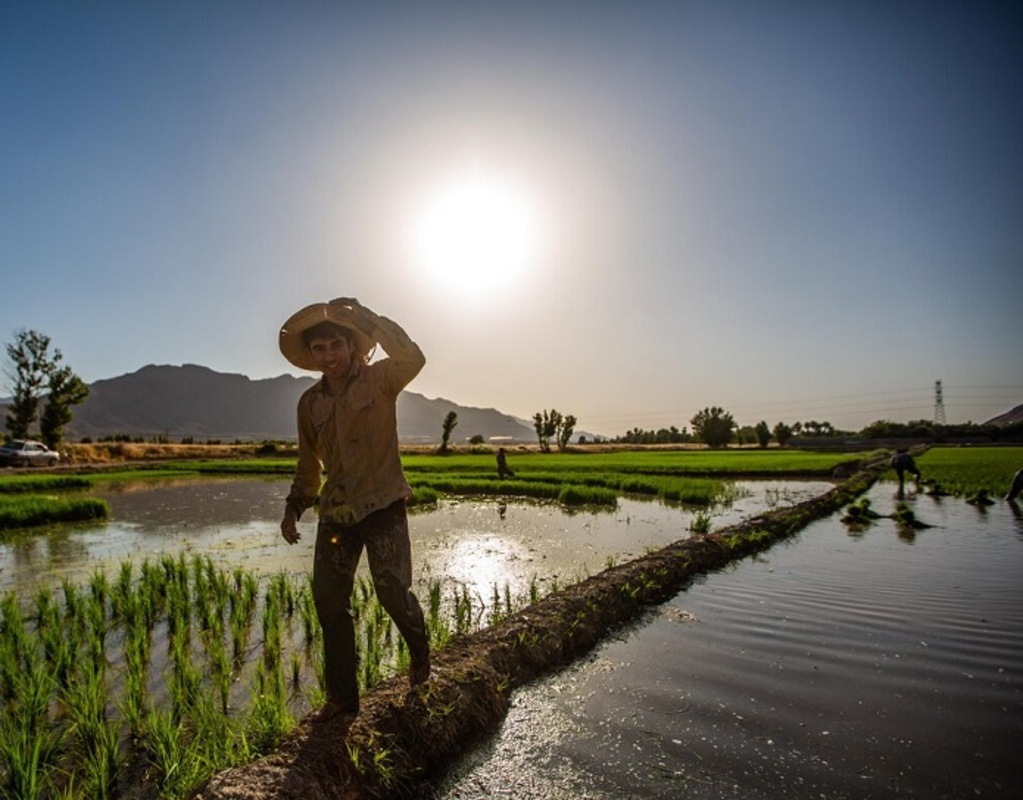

{"left": 312, "top": 500, "right": 429, "bottom": 711}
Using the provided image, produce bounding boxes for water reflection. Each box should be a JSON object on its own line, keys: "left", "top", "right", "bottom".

{"left": 0, "top": 478, "right": 834, "bottom": 598}
{"left": 434, "top": 481, "right": 1023, "bottom": 800}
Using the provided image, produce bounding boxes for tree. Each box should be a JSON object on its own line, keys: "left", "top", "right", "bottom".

{"left": 439, "top": 410, "right": 458, "bottom": 454}
{"left": 773, "top": 421, "right": 793, "bottom": 447}
{"left": 533, "top": 409, "right": 577, "bottom": 453}
{"left": 4, "top": 329, "right": 89, "bottom": 447}
{"left": 40, "top": 365, "right": 90, "bottom": 449}
{"left": 4, "top": 329, "right": 52, "bottom": 439}
{"left": 556, "top": 414, "right": 577, "bottom": 452}
{"left": 754, "top": 420, "right": 771, "bottom": 449}
{"left": 689, "top": 406, "right": 735, "bottom": 449}
{"left": 533, "top": 410, "right": 558, "bottom": 453}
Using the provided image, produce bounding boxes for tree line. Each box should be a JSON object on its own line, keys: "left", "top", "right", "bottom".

{"left": 611, "top": 409, "right": 1023, "bottom": 448}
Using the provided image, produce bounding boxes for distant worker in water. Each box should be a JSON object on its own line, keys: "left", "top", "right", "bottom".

{"left": 890, "top": 449, "right": 921, "bottom": 493}
{"left": 278, "top": 297, "right": 431, "bottom": 725}
{"left": 1007, "top": 468, "right": 1023, "bottom": 502}
{"left": 496, "top": 447, "right": 515, "bottom": 479}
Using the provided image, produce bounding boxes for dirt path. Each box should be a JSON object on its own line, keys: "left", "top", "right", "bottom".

{"left": 193, "top": 465, "right": 881, "bottom": 800}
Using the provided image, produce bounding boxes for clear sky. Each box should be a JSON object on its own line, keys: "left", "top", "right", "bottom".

{"left": 3, "top": 1, "right": 1021, "bottom": 436}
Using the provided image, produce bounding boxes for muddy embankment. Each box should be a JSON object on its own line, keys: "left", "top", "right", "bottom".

{"left": 193, "top": 464, "right": 883, "bottom": 800}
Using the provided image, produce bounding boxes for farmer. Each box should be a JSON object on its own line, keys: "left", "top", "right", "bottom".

{"left": 496, "top": 447, "right": 515, "bottom": 479}
{"left": 1007, "top": 468, "right": 1023, "bottom": 502}
{"left": 278, "top": 297, "right": 430, "bottom": 724}
{"left": 890, "top": 449, "right": 921, "bottom": 493}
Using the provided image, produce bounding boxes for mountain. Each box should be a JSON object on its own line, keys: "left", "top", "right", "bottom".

{"left": 63, "top": 364, "right": 536, "bottom": 444}
{"left": 984, "top": 404, "right": 1023, "bottom": 427}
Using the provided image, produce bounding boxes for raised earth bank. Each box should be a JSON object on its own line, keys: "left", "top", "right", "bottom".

{"left": 193, "top": 464, "right": 883, "bottom": 800}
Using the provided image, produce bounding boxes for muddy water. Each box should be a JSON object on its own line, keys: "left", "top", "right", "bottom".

{"left": 432, "top": 484, "right": 1023, "bottom": 799}
{"left": 0, "top": 477, "right": 831, "bottom": 598}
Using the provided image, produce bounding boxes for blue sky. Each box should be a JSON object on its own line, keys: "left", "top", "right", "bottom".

{"left": 2, "top": 1, "right": 1020, "bottom": 435}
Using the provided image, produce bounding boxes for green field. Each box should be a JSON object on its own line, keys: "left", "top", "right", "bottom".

{"left": 914, "top": 446, "right": 1022, "bottom": 498}
{"left": 4, "top": 445, "right": 1018, "bottom": 533}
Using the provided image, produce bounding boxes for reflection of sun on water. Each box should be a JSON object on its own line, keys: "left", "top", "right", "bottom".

{"left": 406, "top": 167, "right": 540, "bottom": 301}
{"left": 442, "top": 535, "right": 530, "bottom": 600}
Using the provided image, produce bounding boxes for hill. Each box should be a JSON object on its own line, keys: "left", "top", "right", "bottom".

{"left": 61, "top": 364, "right": 535, "bottom": 444}
{"left": 985, "top": 404, "right": 1023, "bottom": 427}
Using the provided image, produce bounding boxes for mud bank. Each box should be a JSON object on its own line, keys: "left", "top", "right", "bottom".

{"left": 193, "top": 466, "right": 881, "bottom": 800}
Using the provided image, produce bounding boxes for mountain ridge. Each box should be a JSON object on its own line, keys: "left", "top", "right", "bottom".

{"left": 62, "top": 364, "right": 537, "bottom": 444}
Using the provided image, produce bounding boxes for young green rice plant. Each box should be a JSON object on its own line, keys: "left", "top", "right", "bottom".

{"left": 34, "top": 590, "right": 73, "bottom": 691}
{"left": 61, "top": 668, "right": 119, "bottom": 800}
{"left": 689, "top": 511, "right": 713, "bottom": 534}
{"left": 453, "top": 585, "right": 478, "bottom": 635}
{"left": 120, "top": 621, "right": 149, "bottom": 735}
{"left": 60, "top": 577, "right": 82, "bottom": 631}
{"left": 110, "top": 561, "right": 136, "bottom": 625}
{"left": 0, "top": 494, "right": 109, "bottom": 530}
{"left": 0, "top": 640, "right": 62, "bottom": 800}
{"left": 245, "top": 660, "right": 292, "bottom": 756}
{"left": 261, "top": 588, "right": 283, "bottom": 673}
{"left": 142, "top": 707, "right": 205, "bottom": 800}
{"left": 229, "top": 571, "right": 259, "bottom": 665}
{"left": 0, "top": 709, "right": 62, "bottom": 800}
{"left": 205, "top": 628, "right": 232, "bottom": 716}
{"left": 83, "top": 590, "right": 109, "bottom": 678}
{"left": 298, "top": 583, "right": 320, "bottom": 648}
{"left": 167, "top": 634, "right": 204, "bottom": 727}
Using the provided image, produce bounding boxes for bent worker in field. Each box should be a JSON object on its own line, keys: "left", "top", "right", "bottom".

{"left": 1007, "top": 468, "right": 1023, "bottom": 503}
{"left": 496, "top": 447, "right": 515, "bottom": 479}
{"left": 279, "top": 297, "right": 430, "bottom": 724}
{"left": 891, "top": 449, "right": 921, "bottom": 495}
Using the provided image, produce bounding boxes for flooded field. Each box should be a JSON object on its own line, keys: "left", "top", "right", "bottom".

{"left": 433, "top": 484, "right": 1023, "bottom": 799}
{"left": 0, "top": 477, "right": 832, "bottom": 598}
{"left": 3, "top": 477, "right": 1019, "bottom": 798}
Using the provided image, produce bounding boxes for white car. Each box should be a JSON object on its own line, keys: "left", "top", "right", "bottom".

{"left": 0, "top": 439, "right": 61, "bottom": 467}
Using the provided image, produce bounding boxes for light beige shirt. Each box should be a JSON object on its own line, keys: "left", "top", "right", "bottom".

{"left": 285, "top": 315, "right": 424, "bottom": 525}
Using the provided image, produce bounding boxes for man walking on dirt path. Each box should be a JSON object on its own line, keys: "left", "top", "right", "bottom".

{"left": 278, "top": 297, "right": 431, "bottom": 725}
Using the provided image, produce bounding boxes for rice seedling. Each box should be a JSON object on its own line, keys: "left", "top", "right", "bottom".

{"left": 689, "top": 512, "right": 713, "bottom": 534}
{"left": 0, "top": 550, "right": 553, "bottom": 800}
{"left": 61, "top": 669, "right": 120, "bottom": 800}
{"left": 0, "top": 494, "right": 109, "bottom": 531}
{"left": 916, "top": 446, "right": 1022, "bottom": 498}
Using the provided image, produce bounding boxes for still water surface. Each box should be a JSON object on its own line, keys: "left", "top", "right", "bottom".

{"left": 0, "top": 477, "right": 829, "bottom": 597}
{"left": 434, "top": 484, "right": 1023, "bottom": 799}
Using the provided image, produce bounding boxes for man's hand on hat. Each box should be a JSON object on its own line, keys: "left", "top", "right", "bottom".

{"left": 330, "top": 297, "right": 379, "bottom": 335}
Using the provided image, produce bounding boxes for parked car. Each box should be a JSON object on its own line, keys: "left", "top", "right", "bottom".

{"left": 0, "top": 439, "right": 61, "bottom": 467}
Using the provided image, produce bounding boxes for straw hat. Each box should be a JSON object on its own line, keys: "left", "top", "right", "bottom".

{"left": 279, "top": 301, "right": 375, "bottom": 371}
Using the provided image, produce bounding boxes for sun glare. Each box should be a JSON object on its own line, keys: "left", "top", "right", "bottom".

{"left": 408, "top": 168, "right": 540, "bottom": 300}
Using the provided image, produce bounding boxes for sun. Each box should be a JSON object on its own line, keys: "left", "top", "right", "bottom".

{"left": 407, "top": 168, "right": 540, "bottom": 300}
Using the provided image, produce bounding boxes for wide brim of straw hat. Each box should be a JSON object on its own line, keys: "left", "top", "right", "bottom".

{"left": 279, "top": 302, "right": 376, "bottom": 371}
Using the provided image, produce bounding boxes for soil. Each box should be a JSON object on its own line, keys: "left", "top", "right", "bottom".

{"left": 192, "top": 465, "right": 881, "bottom": 799}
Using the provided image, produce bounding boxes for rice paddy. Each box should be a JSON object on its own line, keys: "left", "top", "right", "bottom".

{"left": 0, "top": 552, "right": 528, "bottom": 800}
{"left": 914, "top": 446, "right": 1021, "bottom": 498}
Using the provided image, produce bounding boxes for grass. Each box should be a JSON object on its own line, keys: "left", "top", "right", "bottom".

{"left": 913, "top": 446, "right": 1022, "bottom": 498}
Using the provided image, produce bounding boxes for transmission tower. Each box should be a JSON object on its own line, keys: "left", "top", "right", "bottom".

{"left": 934, "top": 380, "right": 946, "bottom": 425}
